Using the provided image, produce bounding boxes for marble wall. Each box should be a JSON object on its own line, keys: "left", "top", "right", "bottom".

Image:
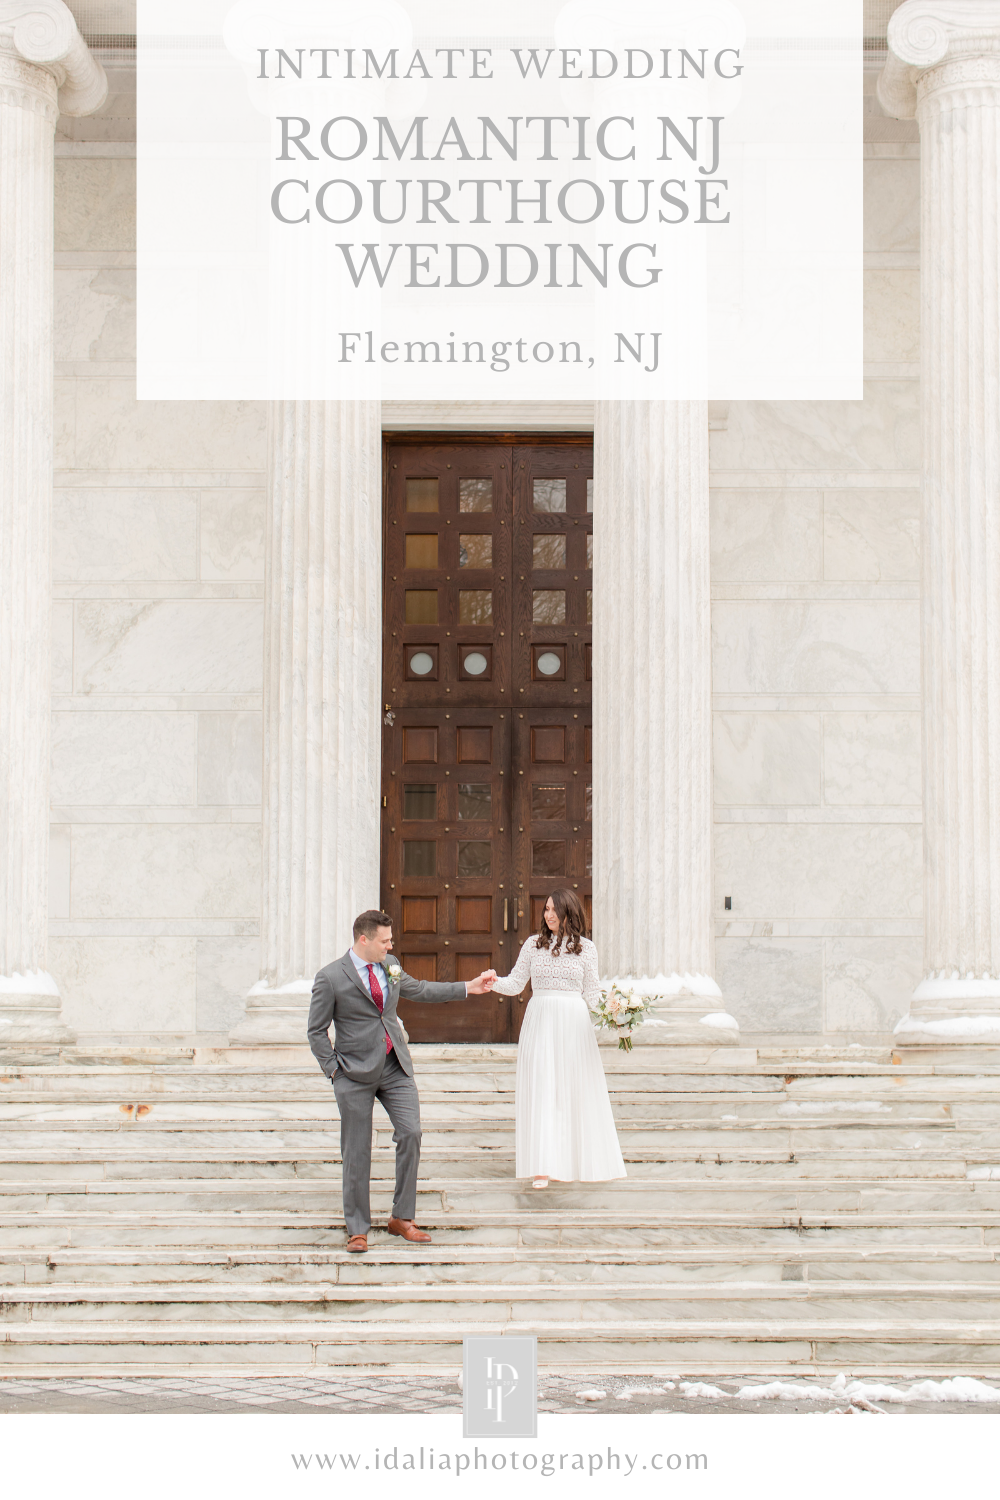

{"left": 50, "top": 65, "right": 267, "bottom": 1039}
{"left": 47, "top": 64, "right": 924, "bottom": 1040}
{"left": 709, "top": 77, "right": 924, "bottom": 1035}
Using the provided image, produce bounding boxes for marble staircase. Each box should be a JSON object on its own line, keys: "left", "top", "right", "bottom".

{"left": 2, "top": 1042, "right": 1000, "bottom": 1378}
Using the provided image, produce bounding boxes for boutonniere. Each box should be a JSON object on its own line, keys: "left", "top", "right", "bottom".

{"left": 385, "top": 958, "right": 402, "bottom": 983}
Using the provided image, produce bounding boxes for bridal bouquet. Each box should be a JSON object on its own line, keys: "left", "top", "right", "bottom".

{"left": 592, "top": 983, "right": 656, "bottom": 1052}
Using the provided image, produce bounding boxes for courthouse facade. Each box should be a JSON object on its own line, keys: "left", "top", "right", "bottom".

{"left": 1, "top": 0, "right": 999, "bottom": 1050}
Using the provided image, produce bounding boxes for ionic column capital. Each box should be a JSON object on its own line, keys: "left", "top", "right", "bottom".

{"left": 0, "top": 0, "right": 107, "bottom": 115}
{"left": 878, "top": 0, "right": 1000, "bottom": 118}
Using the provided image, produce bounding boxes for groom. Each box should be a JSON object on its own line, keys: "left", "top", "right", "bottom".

{"left": 307, "top": 909, "right": 496, "bottom": 1253}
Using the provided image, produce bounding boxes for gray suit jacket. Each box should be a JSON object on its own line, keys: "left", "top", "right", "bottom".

{"left": 307, "top": 952, "right": 467, "bottom": 1083}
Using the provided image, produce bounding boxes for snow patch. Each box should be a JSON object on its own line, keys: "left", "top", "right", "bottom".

{"left": 680, "top": 1381, "right": 728, "bottom": 1400}
{"left": 0, "top": 971, "right": 59, "bottom": 996}
{"left": 600, "top": 972, "right": 723, "bottom": 1000}
{"left": 895, "top": 1014, "right": 1000, "bottom": 1039}
{"left": 856, "top": 1377, "right": 1000, "bottom": 1405}
{"left": 575, "top": 1389, "right": 607, "bottom": 1401}
{"left": 737, "top": 1376, "right": 1000, "bottom": 1406}
{"left": 738, "top": 1381, "right": 838, "bottom": 1402}
{"left": 912, "top": 977, "right": 1000, "bottom": 1001}
{"left": 699, "top": 1012, "right": 740, "bottom": 1031}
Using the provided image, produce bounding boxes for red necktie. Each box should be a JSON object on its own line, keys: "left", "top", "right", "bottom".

{"left": 368, "top": 965, "right": 393, "bottom": 1054}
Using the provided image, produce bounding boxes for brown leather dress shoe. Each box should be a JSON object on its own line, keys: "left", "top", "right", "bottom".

{"left": 387, "top": 1216, "right": 432, "bottom": 1243}
{"left": 346, "top": 1234, "right": 368, "bottom": 1253}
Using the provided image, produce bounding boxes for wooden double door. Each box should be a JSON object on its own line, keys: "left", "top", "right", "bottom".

{"left": 381, "top": 438, "right": 593, "bottom": 1042}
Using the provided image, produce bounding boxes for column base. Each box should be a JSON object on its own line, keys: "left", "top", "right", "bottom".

{"left": 228, "top": 980, "right": 312, "bottom": 1046}
{"left": 894, "top": 978, "right": 1000, "bottom": 1044}
{"left": 606, "top": 973, "right": 741, "bottom": 1045}
{"left": 0, "top": 975, "right": 75, "bottom": 1045}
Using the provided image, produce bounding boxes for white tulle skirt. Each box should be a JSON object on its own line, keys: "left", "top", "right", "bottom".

{"left": 515, "top": 989, "right": 627, "bottom": 1181}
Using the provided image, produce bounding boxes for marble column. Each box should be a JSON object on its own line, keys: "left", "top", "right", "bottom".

{"left": 879, "top": 2, "right": 1000, "bottom": 1040}
{"left": 593, "top": 401, "right": 737, "bottom": 1042}
{"left": 231, "top": 401, "right": 383, "bottom": 1044}
{"left": 0, "top": 5, "right": 105, "bottom": 1045}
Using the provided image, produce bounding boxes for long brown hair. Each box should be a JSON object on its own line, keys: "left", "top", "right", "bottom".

{"left": 535, "top": 886, "right": 588, "bottom": 956}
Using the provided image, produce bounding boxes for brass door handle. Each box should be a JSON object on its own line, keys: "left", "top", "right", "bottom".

{"left": 503, "top": 898, "right": 508, "bottom": 932}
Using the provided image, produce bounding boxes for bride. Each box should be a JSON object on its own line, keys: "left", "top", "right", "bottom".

{"left": 488, "top": 887, "right": 626, "bottom": 1188}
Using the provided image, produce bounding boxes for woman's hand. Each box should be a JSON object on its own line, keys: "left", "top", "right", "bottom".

{"left": 466, "top": 970, "right": 497, "bottom": 995}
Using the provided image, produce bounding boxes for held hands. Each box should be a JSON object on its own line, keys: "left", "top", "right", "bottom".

{"left": 466, "top": 968, "right": 499, "bottom": 996}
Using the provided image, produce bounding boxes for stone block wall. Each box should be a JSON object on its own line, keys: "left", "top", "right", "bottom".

{"left": 710, "top": 72, "right": 923, "bottom": 1037}
{"left": 50, "top": 64, "right": 266, "bottom": 1041}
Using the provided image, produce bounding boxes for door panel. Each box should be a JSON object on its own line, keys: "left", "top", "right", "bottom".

{"left": 512, "top": 445, "right": 593, "bottom": 713}
{"left": 382, "top": 438, "right": 592, "bottom": 1043}
{"left": 385, "top": 444, "right": 512, "bottom": 710}
{"left": 382, "top": 705, "right": 518, "bottom": 1043}
{"left": 515, "top": 706, "right": 593, "bottom": 959}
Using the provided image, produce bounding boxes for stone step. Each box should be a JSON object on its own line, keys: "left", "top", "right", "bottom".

{"left": 2, "top": 1216, "right": 994, "bottom": 1253}
{"left": 25, "top": 1039, "right": 1000, "bottom": 1072}
{"left": 0, "top": 1124, "right": 988, "bottom": 1160}
{"left": 5, "top": 1178, "right": 1000, "bottom": 1218}
{"left": 19, "top": 1168, "right": 987, "bottom": 1187}
{"left": 3, "top": 1281, "right": 1000, "bottom": 1324}
{"left": 0, "top": 1130, "right": 980, "bottom": 1153}
{"left": 0, "top": 1056, "right": 905, "bottom": 1080}
{"left": 7, "top": 1095, "right": 983, "bottom": 1119}
{"left": 0, "top": 1124, "right": 985, "bottom": 1152}
{"left": 5, "top": 1074, "right": 1000, "bottom": 1098}
{"left": 0, "top": 1151, "right": 987, "bottom": 1182}
{"left": 2, "top": 1204, "right": 1000, "bottom": 1232}
{"left": 6, "top": 1065, "right": 1000, "bottom": 1092}
{"left": 1, "top": 1242, "right": 1000, "bottom": 1278}
{"left": 5, "top": 1094, "right": 974, "bottom": 1115}
{"left": 4, "top": 1246, "right": 1000, "bottom": 1285}
{"left": 0, "top": 1115, "right": 975, "bottom": 1145}
{"left": 40, "top": 1039, "right": 982, "bottom": 1066}
{"left": 5, "top": 1072, "right": 779, "bottom": 1093}
{"left": 9, "top": 1052, "right": 1000, "bottom": 1078}
{"left": 0, "top": 1048, "right": 976, "bottom": 1075}
{"left": 3, "top": 1317, "right": 1000, "bottom": 1375}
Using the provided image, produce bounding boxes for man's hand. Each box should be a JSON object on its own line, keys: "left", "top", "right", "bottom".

{"left": 466, "top": 970, "right": 497, "bottom": 995}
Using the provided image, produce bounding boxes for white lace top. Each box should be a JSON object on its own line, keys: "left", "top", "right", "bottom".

{"left": 492, "top": 935, "right": 602, "bottom": 1008}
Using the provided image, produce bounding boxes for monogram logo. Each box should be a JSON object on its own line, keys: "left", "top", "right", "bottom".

{"left": 463, "top": 1336, "right": 537, "bottom": 1439}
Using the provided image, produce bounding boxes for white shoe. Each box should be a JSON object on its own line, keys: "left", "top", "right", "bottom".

{"left": 532, "top": 1176, "right": 548, "bottom": 1189}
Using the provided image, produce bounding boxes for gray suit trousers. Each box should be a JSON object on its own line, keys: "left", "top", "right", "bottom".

{"left": 333, "top": 1050, "right": 421, "bottom": 1236}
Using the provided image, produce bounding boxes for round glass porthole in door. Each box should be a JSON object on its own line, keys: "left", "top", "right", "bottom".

{"left": 405, "top": 646, "right": 439, "bottom": 680}
{"left": 458, "top": 644, "right": 493, "bottom": 681}
{"left": 531, "top": 645, "right": 566, "bottom": 681}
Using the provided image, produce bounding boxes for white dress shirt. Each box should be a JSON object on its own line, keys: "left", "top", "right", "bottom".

{"left": 349, "top": 946, "right": 388, "bottom": 998}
